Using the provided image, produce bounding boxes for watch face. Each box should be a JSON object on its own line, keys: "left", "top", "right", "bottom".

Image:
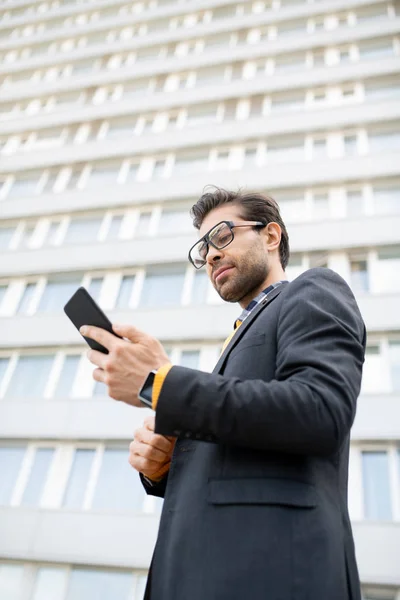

{"left": 139, "top": 371, "right": 156, "bottom": 407}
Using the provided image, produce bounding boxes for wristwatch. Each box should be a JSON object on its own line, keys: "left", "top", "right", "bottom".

{"left": 138, "top": 370, "right": 157, "bottom": 408}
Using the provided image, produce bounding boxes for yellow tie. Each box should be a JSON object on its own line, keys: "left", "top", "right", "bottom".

{"left": 220, "top": 319, "right": 242, "bottom": 355}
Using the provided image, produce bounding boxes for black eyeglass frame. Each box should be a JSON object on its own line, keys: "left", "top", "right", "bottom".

{"left": 188, "top": 220, "right": 266, "bottom": 269}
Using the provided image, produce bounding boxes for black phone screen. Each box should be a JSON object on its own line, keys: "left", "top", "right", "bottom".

{"left": 63, "top": 287, "right": 122, "bottom": 354}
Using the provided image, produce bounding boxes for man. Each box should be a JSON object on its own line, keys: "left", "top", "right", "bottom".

{"left": 81, "top": 188, "right": 365, "bottom": 600}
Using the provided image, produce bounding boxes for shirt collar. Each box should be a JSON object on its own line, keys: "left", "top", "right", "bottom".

{"left": 235, "top": 280, "right": 288, "bottom": 328}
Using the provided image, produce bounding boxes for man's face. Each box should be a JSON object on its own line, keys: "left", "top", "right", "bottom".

{"left": 199, "top": 204, "right": 270, "bottom": 304}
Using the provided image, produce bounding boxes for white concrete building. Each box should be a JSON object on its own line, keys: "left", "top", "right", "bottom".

{"left": 0, "top": 0, "right": 399, "bottom": 598}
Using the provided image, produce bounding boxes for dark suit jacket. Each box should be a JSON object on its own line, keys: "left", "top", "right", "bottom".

{"left": 141, "top": 268, "right": 366, "bottom": 600}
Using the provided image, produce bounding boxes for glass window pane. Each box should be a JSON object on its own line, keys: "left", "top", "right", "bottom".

{"left": 92, "top": 380, "right": 107, "bottom": 397}
{"left": 0, "top": 447, "right": 25, "bottom": 505}
{"left": 106, "top": 215, "right": 123, "bottom": 240}
{"left": 64, "top": 218, "right": 103, "bottom": 245}
{"left": 0, "top": 357, "right": 10, "bottom": 388}
{"left": 158, "top": 209, "right": 191, "bottom": 235}
{"left": 92, "top": 449, "right": 145, "bottom": 511}
{"left": 32, "top": 567, "right": 66, "bottom": 600}
{"left": 6, "top": 355, "right": 54, "bottom": 398}
{"left": 21, "top": 448, "right": 55, "bottom": 506}
{"left": 373, "top": 186, "right": 400, "bottom": 215}
{"left": 140, "top": 270, "right": 185, "bottom": 307}
{"left": 17, "top": 282, "right": 37, "bottom": 314}
{"left": 86, "top": 165, "right": 120, "bottom": 188}
{"left": 38, "top": 278, "right": 82, "bottom": 312}
{"left": 174, "top": 151, "right": 209, "bottom": 176}
{"left": 63, "top": 449, "right": 95, "bottom": 508}
{"left": 0, "top": 227, "right": 15, "bottom": 250}
{"left": 191, "top": 271, "right": 209, "bottom": 305}
{"left": 66, "top": 568, "right": 133, "bottom": 600}
{"left": 0, "top": 285, "right": 7, "bottom": 308}
{"left": 54, "top": 355, "right": 80, "bottom": 398}
{"left": 388, "top": 342, "right": 400, "bottom": 391}
{"left": 7, "top": 176, "right": 39, "bottom": 198}
{"left": 369, "top": 131, "right": 400, "bottom": 153}
{"left": 86, "top": 278, "right": 103, "bottom": 301}
{"left": 179, "top": 350, "right": 200, "bottom": 368}
{"left": 350, "top": 260, "right": 369, "bottom": 293}
{"left": 347, "top": 191, "right": 365, "bottom": 217}
{"left": 136, "top": 213, "right": 151, "bottom": 236}
{"left": 267, "top": 137, "right": 304, "bottom": 162}
{"left": 0, "top": 564, "right": 24, "bottom": 600}
{"left": 362, "top": 451, "right": 392, "bottom": 520}
{"left": 116, "top": 275, "right": 135, "bottom": 309}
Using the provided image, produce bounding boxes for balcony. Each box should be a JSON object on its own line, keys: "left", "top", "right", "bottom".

{"left": 0, "top": 506, "right": 158, "bottom": 568}
{"left": 2, "top": 99, "right": 400, "bottom": 173}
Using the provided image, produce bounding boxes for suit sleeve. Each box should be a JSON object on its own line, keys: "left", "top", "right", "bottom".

{"left": 154, "top": 268, "right": 366, "bottom": 456}
{"left": 140, "top": 472, "right": 169, "bottom": 498}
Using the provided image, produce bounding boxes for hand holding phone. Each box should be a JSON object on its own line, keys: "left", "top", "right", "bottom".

{"left": 64, "top": 287, "right": 122, "bottom": 354}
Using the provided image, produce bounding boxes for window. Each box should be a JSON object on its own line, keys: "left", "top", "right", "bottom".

{"left": 86, "top": 277, "right": 103, "bottom": 301}
{"left": 18, "top": 222, "right": 36, "bottom": 249}
{"left": 0, "top": 564, "right": 24, "bottom": 600}
{"left": 106, "top": 119, "right": 137, "bottom": 139}
{"left": 344, "top": 135, "right": 358, "bottom": 156}
{"left": 54, "top": 355, "right": 80, "bottom": 398}
{"left": 106, "top": 215, "right": 124, "bottom": 240}
{"left": 63, "top": 449, "right": 95, "bottom": 508}
{"left": 376, "top": 247, "right": 400, "bottom": 292}
{"left": 277, "top": 19, "right": 307, "bottom": 37}
{"left": 21, "top": 448, "right": 55, "bottom": 506}
{"left": 271, "top": 91, "right": 304, "bottom": 112}
{"left": 0, "top": 284, "right": 7, "bottom": 308}
{"left": 66, "top": 568, "right": 134, "bottom": 600}
{"left": 92, "top": 448, "right": 145, "bottom": 511}
{"left": 275, "top": 53, "right": 306, "bottom": 72}
{"left": 373, "top": 184, "right": 400, "bottom": 215}
{"left": 32, "top": 567, "right": 66, "bottom": 600}
{"left": 7, "top": 175, "right": 39, "bottom": 199}
{"left": 116, "top": 275, "right": 136, "bottom": 309}
{"left": 388, "top": 342, "right": 400, "bottom": 391}
{"left": 85, "top": 164, "right": 120, "bottom": 188}
{"left": 278, "top": 193, "right": 306, "bottom": 223}
{"left": 362, "top": 451, "right": 392, "bottom": 520}
{"left": 267, "top": 137, "right": 304, "bottom": 162}
{"left": 17, "top": 282, "right": 37, "bottom": 314}
{"left": 174, "top": 150, "right": 209, "bottom": 175}
{"left": 350, "top": 259, "right": 369, "bottom": 293}
{"left": 186, "top": 103, "right": 218, "bottom": 127}
{"left": 0, "top": 227, "right": 15, "bottom": 250}
{"left": 369, "top": 130, "right": 400, "bottom": 153}
{"left": 6, "top": 355, "right": 54, "bottom": 398}
{"left": 64, "top": 217, "right": 103, "bottom": 245}
{"left": 347, "top": 191, "right": 365, "bottom": 217}
{"left": 0, "top": 447, "right": 25, "bottom": 505}
{"left": 140, "top": 269, "right": 185, "bottom": 307}
{"left": 191, "top": 271, "right": 209, "bottom": 305}
{"left": 312, "top": 139, "right": 327, "bottom": 159}
{"left": 312, "top": 194, "right": 329, "bottom": 219}
{"left": 364, "top": 78, "right": 400, "bottom": 101}
{"left": 38, "top": 277, "right": 82, "bottom": 312}
{"left": 359, "top": 39, "right": 394, "bottom": 60}
{"left": 158, "top": 209, "right": 191, "bottom": 235}
{"left": 180, "top": 350, "right": 200, "bottom": 368}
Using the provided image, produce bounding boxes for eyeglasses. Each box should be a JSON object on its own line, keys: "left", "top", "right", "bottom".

{"left": 188, "top": 220, "right": 266, "bottom": 269}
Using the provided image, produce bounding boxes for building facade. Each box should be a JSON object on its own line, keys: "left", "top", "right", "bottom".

{"left": 0, "top": 0, "right": 399, "bottom": 598}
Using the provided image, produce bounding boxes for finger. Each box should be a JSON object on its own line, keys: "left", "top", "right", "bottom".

{"left": 129, "top": 454, "right": 161, "bottom": 473}
{"left": 112, "top": 322, "right": 146, "bottom": 343}
{"left": 136, "top": 428, "right": 173, "bottom": 454}
{"left": 87, "top": 349, "right": 108, "bottom": 369}
{"left": 144, "top": 415, "right": 155, "bottom": 431}
{"left": 79, "top": 325, "right": 117, "bottom": 351}
{"left": 135, "top": 442, "right": 169, "bottom": 463}
{"left": 92, "top": 367, "right": 106, "bottom": 383}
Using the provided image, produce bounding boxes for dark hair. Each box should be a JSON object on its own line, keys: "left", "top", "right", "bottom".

{"left": 190, "top": 186, "right": 290, "bottom": 269}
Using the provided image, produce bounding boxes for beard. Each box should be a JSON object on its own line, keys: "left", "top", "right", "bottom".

{"left": 213, "top": 246, "right": 270, "bottom": 304}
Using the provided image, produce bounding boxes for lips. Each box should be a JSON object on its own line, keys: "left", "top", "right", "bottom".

{"left": 213, "top": 266, "right": 234, "bottom": 283}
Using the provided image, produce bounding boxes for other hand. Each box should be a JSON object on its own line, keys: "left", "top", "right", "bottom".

{"left": 129, "top": 415, "right": 176, "bottom": 480}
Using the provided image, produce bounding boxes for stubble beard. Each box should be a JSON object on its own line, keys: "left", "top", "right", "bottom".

{"left": 214, "top": 254, "right": 270, "bottom": 304}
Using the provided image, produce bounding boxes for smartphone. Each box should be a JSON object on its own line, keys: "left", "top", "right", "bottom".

{"left": 64, "top": 287, "right": 122, "bottom": 354}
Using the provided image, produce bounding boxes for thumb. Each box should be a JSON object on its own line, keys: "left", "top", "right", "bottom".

{"left": 112, "top": 322, "right": 145, "bottom": 342}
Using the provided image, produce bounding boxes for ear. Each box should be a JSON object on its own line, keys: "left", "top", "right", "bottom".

{"left": 264, "top": 222, "right": 281, "bottom": 253}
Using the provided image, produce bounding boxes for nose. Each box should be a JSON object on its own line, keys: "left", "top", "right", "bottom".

{"left": 206, "top": 244, "right": 224, "bottom": 265}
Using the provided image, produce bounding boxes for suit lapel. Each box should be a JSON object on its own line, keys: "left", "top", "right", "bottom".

{"left": 213, "top": 283, "right": 288, "bottom": 374}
